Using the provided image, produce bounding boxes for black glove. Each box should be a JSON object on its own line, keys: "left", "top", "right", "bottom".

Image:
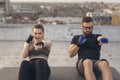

{"left": 77, "top": 35, "right": 87, "bottom": 47}
{"left": 26, "top": 34, "right": 33, "bottom": 43}
{"left": 35, "top": 42, "right": 44, "bottom": 47}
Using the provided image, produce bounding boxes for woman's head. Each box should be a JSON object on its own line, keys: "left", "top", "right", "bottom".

{"left": 32, "top": 24, "right": 44, "bottom": 41}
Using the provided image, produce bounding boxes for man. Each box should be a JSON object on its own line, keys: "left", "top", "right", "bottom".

{"left": 68, "top": 17, "right": 113, "bottom": 80}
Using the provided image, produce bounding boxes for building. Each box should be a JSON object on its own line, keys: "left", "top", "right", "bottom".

{"left": 112, "top": 13, "right": 120, "bottom": 26}
{"left": 0, "top": 0, "right": 10, "bottom": 23}
{"left": 0, "top": 0, "right": 10, "bottom": 16}
{"left": 86, "top": 11, "right": 112, "bottom": 25}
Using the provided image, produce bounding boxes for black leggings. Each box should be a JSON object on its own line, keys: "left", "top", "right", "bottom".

{"left": 18, "top": 58, "right": 51, "bottom": 80}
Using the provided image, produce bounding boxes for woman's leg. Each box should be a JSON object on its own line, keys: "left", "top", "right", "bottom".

{"left": 35, "top": 59, "right": 51, "bottom": 80}
{"left": 18, "top": 60, "right": 34, "bottom": 80}
{"left": 45, "top": 63, "right": 51, "bottom": 80}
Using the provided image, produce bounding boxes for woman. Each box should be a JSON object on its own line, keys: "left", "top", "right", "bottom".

{"left": 18, "top": 24, "right": 52, "bottom": 80}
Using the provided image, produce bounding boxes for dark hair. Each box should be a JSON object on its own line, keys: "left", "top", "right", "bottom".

{"left": 82, "top": 16, "right": 93, "bottom": 23}
{"left": 32, "top": 24, "right": 44, "bottom": 33}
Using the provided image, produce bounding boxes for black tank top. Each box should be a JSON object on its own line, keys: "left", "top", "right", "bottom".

{"left": 28, "top": 42, "right": 49, "bottom": 57}
{"left": 71, "top": 34, "right": 101, "bottom": 60}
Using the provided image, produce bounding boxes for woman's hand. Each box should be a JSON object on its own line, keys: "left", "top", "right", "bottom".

{"left": 26, "top": 34, "right": 33, "bottom": 44}
{"left": 35, "top": 42, "right": 44, "bottom": 50}
{"left": 35, "top": 45, "right": 43, "bottom": 51}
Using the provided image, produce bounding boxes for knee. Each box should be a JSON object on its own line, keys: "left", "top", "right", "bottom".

{"left": 35, "top": 59, "right": 45, "bottom": 66}
{"left": 20, "top": 60, "right": 29, "bottom": 66}
{"left": 83, "top": 59, "right": 93, "bottom": 67}
{"left": 19, "top": 60, "right": 31, "bottom": 71}
{"left": 98, "top": 60, "right": 109, "bottom": 70}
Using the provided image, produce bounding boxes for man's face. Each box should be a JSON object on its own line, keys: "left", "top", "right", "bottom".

{"left": 82, "top": 22, "right": 93, "bottom": 36}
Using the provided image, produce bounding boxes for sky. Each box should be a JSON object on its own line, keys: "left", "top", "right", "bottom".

{"left": 10, "top": 0, "right": 120, "bottom": 3}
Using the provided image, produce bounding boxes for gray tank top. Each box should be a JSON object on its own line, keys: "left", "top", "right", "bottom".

{"left": 28, "top": 42, "right": 49, "bottom": 57}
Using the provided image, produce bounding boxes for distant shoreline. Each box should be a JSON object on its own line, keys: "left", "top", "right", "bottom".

{"left": 11, "top": 1, "right": 119, "bottom": 4}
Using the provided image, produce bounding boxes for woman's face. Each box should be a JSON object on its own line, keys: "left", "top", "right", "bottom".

{"left": 32, "top": 28, "right": 44, "bottom": 41}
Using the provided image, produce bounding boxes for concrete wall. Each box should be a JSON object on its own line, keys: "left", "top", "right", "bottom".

{"left": 0, "top": 24, "right": 120, "bottom": 42}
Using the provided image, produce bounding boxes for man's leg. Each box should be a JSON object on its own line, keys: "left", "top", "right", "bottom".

{"left": 97, "top": 60, "right": 113, "bottom": 80}
{"left": 83, "top": 59, "right": 96, "bottom": 80}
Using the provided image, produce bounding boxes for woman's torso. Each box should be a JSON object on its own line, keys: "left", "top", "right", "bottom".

{"left": 28, "top": 40, "right": 51, "bottom": 61}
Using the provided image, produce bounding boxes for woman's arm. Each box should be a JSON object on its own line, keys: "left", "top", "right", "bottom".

{"left": 21, "top": 34, "right": 33, "bottom": 58}
{"left": 44, "top": 40, "right": 52, "bottom": 52}
{"left": 21, "top": 42, "right": 30, "bottom": 58}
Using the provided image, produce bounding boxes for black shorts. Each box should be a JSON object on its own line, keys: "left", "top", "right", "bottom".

{"left": 76, "top": 59, "right": 109, "bottom": 76}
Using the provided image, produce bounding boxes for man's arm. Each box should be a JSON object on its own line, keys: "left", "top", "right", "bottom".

{"left": 68, "top": 44, "right": 79, "bottom": 57}
{"left": 97, "top": 35, "right": 108, "bottom": 45}
{"left": 68, "top": 35, "right": 87, "bottom": 57}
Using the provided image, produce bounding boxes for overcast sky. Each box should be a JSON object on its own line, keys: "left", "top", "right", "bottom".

{"left": 10, "top": 0, "right": 120, "bottom": 3}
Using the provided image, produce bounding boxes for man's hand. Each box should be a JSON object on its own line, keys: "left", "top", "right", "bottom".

{"left": 97, "top": 36, "right": 108, "bottom": 45}
{"left": 100, "top": 38, "right": 108, "bottom": 43}
{"left": 77, "top": 35, "right": 87, "bottom": 47}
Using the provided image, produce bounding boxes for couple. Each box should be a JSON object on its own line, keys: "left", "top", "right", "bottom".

{"left": 18, "top": 17, "right": 113, "bottom": 80}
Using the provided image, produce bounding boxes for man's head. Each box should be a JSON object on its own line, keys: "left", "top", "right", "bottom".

{"left": 81, "top": 16, "right": 93, "bottom": 36}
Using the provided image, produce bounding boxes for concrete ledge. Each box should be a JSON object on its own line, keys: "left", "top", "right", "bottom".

{"left": 0, "top": 67, "right": 120, "bottom": 80}
{"left": 0, "top": 24, "right": 120, "bottom": 41}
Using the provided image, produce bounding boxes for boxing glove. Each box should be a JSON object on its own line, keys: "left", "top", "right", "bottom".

{"left": 77, "top": 35, "right": 87, "bottom": 47}
{"left": 35, "top": 42, "right": 44, "bottom": 47}
{"left": 100, "top": 38, "right": 108, "bottom": 43}
{"left": 26, "top": 34, "right": 33, "bottom": 43}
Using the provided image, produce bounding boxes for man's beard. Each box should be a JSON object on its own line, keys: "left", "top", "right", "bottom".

{"left": 83, "top": 31, "right": 92, "bottom": 37}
